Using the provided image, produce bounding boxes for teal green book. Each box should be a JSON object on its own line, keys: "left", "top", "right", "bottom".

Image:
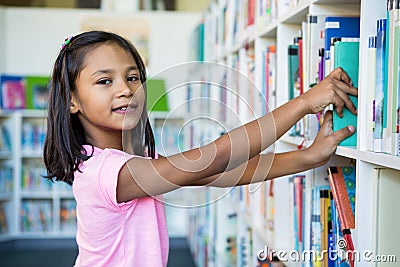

{"left": 333, "top": 41, "right": 359, "bottom": 146}
{"left": 288, "top": 44, "right": 299, "bottom": 100}
{"left": 146, "top": 79, "right": 169, "bottom": 112}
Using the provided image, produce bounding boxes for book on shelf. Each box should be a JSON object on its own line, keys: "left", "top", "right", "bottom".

{"left": 289, "top": 175, "right": 305, "bottom": 252}
{"left": 367, "top": 36, "right": 377, "bottom": 151}
{"left": 262, "top": 45, "right": 277, "bottom": 114}
{"left": 0, "top": 124, "right": 12, "bottom": 152}
{"left": 0, "top": 163, "right": 13, "bottom": 194}
{"left": 373, "top": 168, "right": 400, "bottom": 265}
{"left": 0, "top": 75, "right": 26, "bottom": 109}
{"left": 332, "top": 41, "right": 359, "bottom": 147}
{"left": 25, "top": 76, "right": 49, "bottom": 109}
{"left": 324, "top": 16, "right": 360, "bottom": 77}
{"left": 20, "top": 200, "right": 52, "bottom": 232}
{"left": 21, "top": 121, "right": 46, "bottom": 153}
{"left": 369, "top": 6, "right": 400, "bottom": 155}
{"left": 21, "top": 162, "right": 51, "bottom": 192}
{"left": 327, "top": 166, "right": 356, "bottom": 267}
{"left": 374, "top": 18, "right": 387, "bottom": 152}
{"left": 0, "top": 203, "right": 8, "bottom": 234}
{"left": 60, "top": 199, "right": 77, "bottom": 232}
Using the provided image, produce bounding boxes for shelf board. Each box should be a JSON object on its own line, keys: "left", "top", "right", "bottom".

{"left": 358, "top": 151, "right": 400, "bottom": 171}
{"left": 0, "top": 234, "right": 14, "bottom": 242}
{"left": 335, "top": 146, "right": 358, "bottom": 158}
{"left": 313, "top": 0, "right": 360, "bottom": 4}
{"left": 18, "top": 109, "right": 47, "bottom": 118}
{"left": 21, "top": 151, "right": 43, "bottom": 158}
{"left": 58, "top": 191, "right": 74, "bottom": 199}
{"left": 15, "top": 231, "right": 76, "bottom": 239}
{"left": 0, "top": 151, "right": 12, "bottom": 159}
{"left": 0, "top": 193, "right": 13, "bottom": 201}
{"left": 21, "top": 191, "right": 53, "bottom": 199}
{"left": 279, "top": 1, "right": 310, "bottom": 24}
{"left": 257, "top": 23, "right": 278, "bottom": 38}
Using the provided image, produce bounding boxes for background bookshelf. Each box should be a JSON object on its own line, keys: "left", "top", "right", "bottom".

{"left": 187, "top": 0, "right": 400, "bottom": 266}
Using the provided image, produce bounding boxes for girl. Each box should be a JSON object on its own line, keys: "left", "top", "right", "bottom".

{"left": 43, "top": 30, "right": 357, "bottom": 266}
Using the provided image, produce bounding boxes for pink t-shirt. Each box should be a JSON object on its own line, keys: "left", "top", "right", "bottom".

{"left": 72, "top": 146, "right": 169, "bottom": 267}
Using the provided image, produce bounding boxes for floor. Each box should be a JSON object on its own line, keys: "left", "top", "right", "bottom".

{"left": 0, "top": 237, "right": 196, "bottom": 267}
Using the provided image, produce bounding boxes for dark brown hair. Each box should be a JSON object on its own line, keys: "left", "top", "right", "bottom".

{"left": 43, "top": 30, "right": 155, "bottom": 185}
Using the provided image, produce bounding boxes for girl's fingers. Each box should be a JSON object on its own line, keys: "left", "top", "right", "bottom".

{"left": 330, "top": 125, "right": 356, "bottom": 145}
{"left": 330, "top": 81, "right": 358, "bottom": 115}
{"left": 329, "top": 67, "right": 353, "bottom": 86}
{"left": 319, "top": 110, "right": 334, "bottom": 136}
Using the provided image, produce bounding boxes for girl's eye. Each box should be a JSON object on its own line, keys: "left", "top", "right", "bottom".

{"left": 127, "top": 76, "right": 139, "bottom": 82}
{"left": 97, "top": 79, "right": 112, "bottom": 85}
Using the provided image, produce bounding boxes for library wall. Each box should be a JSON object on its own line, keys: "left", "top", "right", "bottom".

{"left": 0, "top": 8, "right": 5, "bottom": 72}
{"left": 1, "top": 7, "right": 200, "bottom": 78}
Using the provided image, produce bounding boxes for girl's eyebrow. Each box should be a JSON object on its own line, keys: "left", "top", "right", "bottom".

{"left": 92, "top": 66, "right": 138, "bottom": 77}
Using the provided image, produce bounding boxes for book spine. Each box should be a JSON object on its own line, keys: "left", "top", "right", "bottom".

{"left": 327, "top": 167, "right": 355, "bottom": 230}
{"left": 367, "top": 36, "right": 377, "bottom": 152}
{"left": 393, "top": 5, "right": 400, "bottom": 155}
{"left": 374, "top": 19, "right": 387, "bottom": 152}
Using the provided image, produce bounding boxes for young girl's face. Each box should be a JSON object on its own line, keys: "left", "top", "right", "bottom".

{"left": 70, "top": 43, "right": 145, "bottom": 145}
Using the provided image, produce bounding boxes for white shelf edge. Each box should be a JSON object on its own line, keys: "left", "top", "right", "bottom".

{"left": 358, "top": 151, "right": 400, "bottom": 171}
{"left": 17, "top": 232, "right": 75, "bottom": 238}
{"left": 20, "top": 191, "right": 53, "bottom": 199}
{"left": 0, "top": 193, "right": 13, "bottom": 201}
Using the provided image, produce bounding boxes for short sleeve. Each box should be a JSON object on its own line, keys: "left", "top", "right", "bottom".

{"left": 97, "top": 149, "right": 136, "bottom": 210}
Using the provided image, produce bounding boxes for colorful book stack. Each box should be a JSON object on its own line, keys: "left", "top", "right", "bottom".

{"left": 368, "top": 0, "right": 400, "bottom": 155}
{"left": 0, "top": 75, "right": 49, "bottom": 110}
{"left": 286, "top": 15, "right": 361, "bottom": 142}
{"left": 327, "top": 166, "right": 356, "bottom": 267}
{"left": 20, "top": 200, "right": 52, "bottom": 232}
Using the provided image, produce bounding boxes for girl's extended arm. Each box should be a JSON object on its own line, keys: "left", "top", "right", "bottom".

{"left": 189, "top": 110, "right": 354, "bottom": 187}
{"left": 117, "top": 68, "right": 357, "bottom": 201}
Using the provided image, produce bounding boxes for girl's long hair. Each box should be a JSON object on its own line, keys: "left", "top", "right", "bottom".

{"left": 43, "top": 31, "right": 155, "bottom": 185}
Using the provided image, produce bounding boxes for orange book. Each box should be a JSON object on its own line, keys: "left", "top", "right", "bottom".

{"left": 327, "top": 167, "right": 355, "bottom": 229}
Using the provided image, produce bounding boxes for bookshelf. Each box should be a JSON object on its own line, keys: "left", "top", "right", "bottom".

{"left": 0, "top": 109, "right": 188, "bottom": 241}
{"left": 0, "top": 110, "right": 77, "bottom": 241}
{"left": 187, "top": 0, "right": 400, "bottom": 266}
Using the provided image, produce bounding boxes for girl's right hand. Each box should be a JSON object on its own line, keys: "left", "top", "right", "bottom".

{"left": 300, "top": 67, "right": 358, "bottom": 116}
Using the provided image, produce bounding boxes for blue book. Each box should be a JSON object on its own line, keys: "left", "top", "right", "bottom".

{"left": 324, "top": 16, "right": 360, "bottom": 57}
{"left": 324, "top": 17, "right": 360, "bottom": 76}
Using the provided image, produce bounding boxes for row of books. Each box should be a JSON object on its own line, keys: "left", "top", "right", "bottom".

{"left": 365, "top": 1, "right": 400, "bottom": 155}
{"left": 22, "top": 121, "right": 46, "bottom": 153}
{"left": 0, "top": 124, "right": 11, "bottom": 152}
{"left": 21, "top": 163, "right": 52, "bottom": 192}
{"left": 60, "top": 199, "right": 77, "bottom": 232}
{"left": 0, "top": 203, "right": 7, "bottom": 234}
{"left": 0, "top": 75, "right": 49, "bottom": 110}
{"left": 200, "top": 0, "right": 306, "bottom": 61}
{"left": 20, "top": 200, "right": 52, "bottom": 232}
{"left": 289, "top": 166, "right": 356, "bottom": 267}
{"left": 0, "top": 120, "right": 46, "bottom": 153}
{"left": 287, "top": 15, "right": 361, "bottom": 145}
{"left": 0, "top": 164, "right": 13, "bottom": 194}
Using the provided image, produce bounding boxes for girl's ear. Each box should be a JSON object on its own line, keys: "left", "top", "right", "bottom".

{"left": 70, "top": 93, "right": 79, "bottom": 114}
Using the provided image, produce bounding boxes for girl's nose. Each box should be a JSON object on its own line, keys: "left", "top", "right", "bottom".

{"left": 116, "top": 82, "right": 134, "bottom": 98}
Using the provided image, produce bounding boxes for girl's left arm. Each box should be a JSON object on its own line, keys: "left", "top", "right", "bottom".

{"left": 190, "top": 110, "right": 354, "bottom": 187}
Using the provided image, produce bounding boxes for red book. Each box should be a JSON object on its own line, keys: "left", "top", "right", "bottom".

{"left": 248, "top": 0, "right": 255, "bottom": 26}
{"left": 327, "top": 167, "right": 355, "bottom": 229}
